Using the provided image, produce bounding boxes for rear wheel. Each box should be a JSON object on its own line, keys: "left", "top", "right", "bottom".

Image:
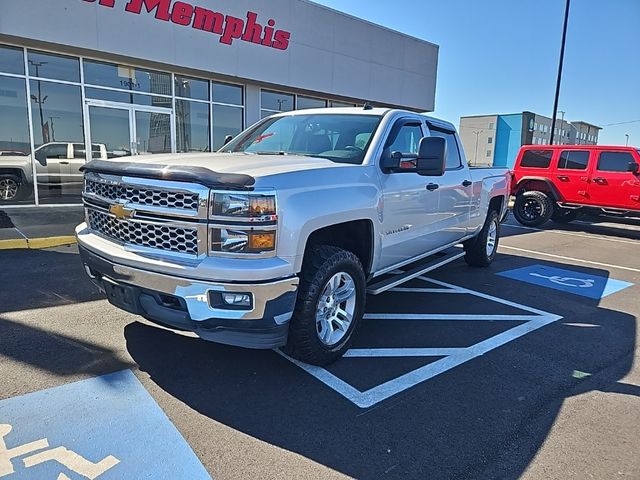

{"left": 284, "top": 245, "right": 366, "bottom": 366}
{"left": 513, "top": 191, "right": 554, "bottom": 227}
{"left": 551, "top": 207, "right": 580, "bottom": 224}
{"left": 464, "top": 210, "right": 500, "bottom": 267}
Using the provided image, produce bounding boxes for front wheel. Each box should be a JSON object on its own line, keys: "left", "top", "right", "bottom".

{"left": 464, "top": 210, "right": 500, "bottom": 267}
{"left": 0, "top": 174, "right": 26, "bottom": 202}
{"left": 513, "top": 191, "right": 554, "bottom": 227}
{"left": 283, "top": 245, "right": 366, "bottom": 366}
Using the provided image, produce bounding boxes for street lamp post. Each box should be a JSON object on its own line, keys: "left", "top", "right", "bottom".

{"left": 48, "top": 116, "right": 60, "bottom": 142}
{"left": 473, "top": 130, "right": 483, "bottom": 166}
{"left": 28, "top": 60, "right": 49, "bottom": 143}
{"left": 550, "top": 0, "right": 571, "bottom": 146}
{"left": 625, "top": 134, "right": 630, "bottom": 146}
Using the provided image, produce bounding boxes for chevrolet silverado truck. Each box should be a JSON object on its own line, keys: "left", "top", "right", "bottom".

{"left": 76, "top": 108, "right": 510, "bottom": 365}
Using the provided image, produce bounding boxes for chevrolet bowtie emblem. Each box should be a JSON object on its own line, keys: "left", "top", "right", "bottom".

{"left": 109, "top": 203, "right": 135, "bottom": 220}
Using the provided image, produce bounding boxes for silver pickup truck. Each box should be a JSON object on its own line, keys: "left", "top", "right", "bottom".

{"left": 76, "top": 108, "right": 510, "bottom": 365}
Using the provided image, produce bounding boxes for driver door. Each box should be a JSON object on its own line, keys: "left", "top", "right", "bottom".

{"left": 378, "top": 119, "right": 443, "bottom": 270}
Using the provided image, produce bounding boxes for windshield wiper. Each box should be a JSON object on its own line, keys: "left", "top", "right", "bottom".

{"left": 253, "top": 151, "right": 288, "bottom": 156}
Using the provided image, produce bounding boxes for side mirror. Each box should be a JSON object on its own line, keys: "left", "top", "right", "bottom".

{"left": 627, "top": 161, "right": 639, "bottom": 174}
{"left": 416, "top": 136, "right": 447, "bottom": 177}
{"left": 34, "top": 149, "right": 47, "bottom": 166}
{"left": 223, "top": 135, "right": 234, "bottom": 146}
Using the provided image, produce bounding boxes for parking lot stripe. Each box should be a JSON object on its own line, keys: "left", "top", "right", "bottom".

{"left": 344, "top": 348, "right": 466, "bottom": 357}
{"left": 499, "top": 245, "right": 640, "bottom": 273}
{"left": 502, "top": 223, "right": 640, "bottom": 245}
{"left": 364, "top": 314, "right": 542, "bottom": 321}
{"left": 389, "top": 288, "right": 462, "bottom": 294}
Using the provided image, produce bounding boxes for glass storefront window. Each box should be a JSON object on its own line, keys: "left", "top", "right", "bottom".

{"left": 213, "top": 105, "right": 243, "bottom": 151}
{"left": 175, "top": 75, "right": 209, "bottom": 101}
{"left": 297, "top": 96, "right": 327, "bottom": 110}
{"left": 329, "top": 100, "right": 356, "bottom": 108}
{"left": 29, "top": 80, "right": 84, "bottom": 204}
{"left": 83, "top": 60, "right": 172, "bottom": 96}
{"left": 176, "top": 100, "right": 210, "bottom": 153}
{"left": 261, "top": 90, "right": 294, "bottom": 118}
{"left": 0, "top": 76, "right": 33, "bottom": 204}
{"left": 213, "top": 82, "right": 243, "bottom": 105}
{"left": 0, "top": 45, "right": 25, "bottom": 75}
{"left": 85, "top": 87, "right": 171, "bottom": 108}
{"left": 27, "top": 50, "right": 80, "bottom": 83}
{"left": 135, "top": 111, "right": 172, "bottom": 155}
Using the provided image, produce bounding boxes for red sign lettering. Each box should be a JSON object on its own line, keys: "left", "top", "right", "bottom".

{"left": 82, "top": 0, "right": 291, "bottom": 51}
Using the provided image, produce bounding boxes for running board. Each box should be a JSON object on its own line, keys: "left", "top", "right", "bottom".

{"left": 367, "top": 250, "right": 466, "bottom": 295}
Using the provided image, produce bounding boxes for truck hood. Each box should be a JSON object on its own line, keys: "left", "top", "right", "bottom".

{"left": 81, "top": 152, "right": 345, "bottom": 190}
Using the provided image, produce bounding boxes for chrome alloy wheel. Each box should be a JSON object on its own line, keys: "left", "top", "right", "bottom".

{"left": 316, "top": 271, "right": 357, "bottom": 346}
{"left": 0, "top": 178, "right": 19, "bottom": 201}
{"left": 486, "top": 218, "right": 498, "bottom": 257}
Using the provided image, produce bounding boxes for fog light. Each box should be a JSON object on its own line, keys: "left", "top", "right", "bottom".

{"left": 248, "top": 232, "right": 276, "bottom": 251}
{"left": 222, "top": 293, "right": 252, "bottom": 307}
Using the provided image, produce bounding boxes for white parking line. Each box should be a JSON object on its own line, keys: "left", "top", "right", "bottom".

{"left": 281, "top": 276, "right": 562, "bottom": 408}
{"left": 364, "top": 314, "right": 542, "bottom": 321}
{"left": 499, "top": 245, "right": 640, "bottom": 273}
{"left": 389, "top": 288, "right": 462, "bottom": 294}
{"left": 345, "top": 348, "right": 467, "bottom": 357}
{"left": 503, "top": 223, "right": 640, "bottom": 245}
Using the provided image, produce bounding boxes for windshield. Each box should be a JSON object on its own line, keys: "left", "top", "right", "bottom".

{"left": 220, "top": 113, "right": 383, "bottom": 165}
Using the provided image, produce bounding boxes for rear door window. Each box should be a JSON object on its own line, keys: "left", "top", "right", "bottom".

{"left": 429, "top": 128, "right": 463, "bottom": 170}
{"left": 520, "top": 149, "right": 553, "bottom": 168}
{"left": 558, "top": 150, "right": 589, "bottom": 170}
{"left": 597, "top": 151, "right": 635, "bottom": 172}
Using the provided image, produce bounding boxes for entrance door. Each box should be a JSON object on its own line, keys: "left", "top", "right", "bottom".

{"left": 86, "top": 101, "right": 174, "bottom": 161}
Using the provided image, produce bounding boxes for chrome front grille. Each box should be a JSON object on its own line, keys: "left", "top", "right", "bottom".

{"left": 85, "top": 178, "right": 200, "bottom": 211}
{"left": 87, "top": 209, "right": 199, "bottom": 255}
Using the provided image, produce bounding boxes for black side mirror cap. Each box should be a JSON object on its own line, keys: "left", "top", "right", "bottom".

{"left": 416, "top": 136, "right": 447, "bottom": 177}
{"left": 223, "top": 135, "right": 234, "bottom": 146}
{"left": 628, "top": 161, "right": 639, "bottom": 174}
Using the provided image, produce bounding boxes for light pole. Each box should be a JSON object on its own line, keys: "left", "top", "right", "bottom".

{"left": 550, "top": 0, "right": 571, "bottom": 146}
{"left": 29, "top": 60, "right": 50, "bottom": 143}
{"left": 473, "top": 130, "right": 483, "bottom": 166}
{"left": 48, "top": 116, "right": 60, "bottom": 142}
{"left": 625, "top": 134, "right": 630, "bottom": 146}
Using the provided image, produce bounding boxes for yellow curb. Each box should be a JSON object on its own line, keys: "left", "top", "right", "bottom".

{"left": 27, "top": 236, "right": 78, "bottom": 249}
{"left": 0, "top": 238, "right": 29, "bottom": 250}
{"left": 0, "top": 236, "right": 77, "bottom": 250}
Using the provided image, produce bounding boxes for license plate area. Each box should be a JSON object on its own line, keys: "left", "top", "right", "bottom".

{"left": 103, "top": 278, "right": 140, "bottom": 314}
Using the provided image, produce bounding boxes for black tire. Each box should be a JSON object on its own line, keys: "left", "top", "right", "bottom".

{"left": 464, "top": 210, "right": 500, "bottom": 267}
{"left": 0, "top": 174, "right": 26, "bottom": 202}
{"left": 513, "top": 191, "right": 554, "bottom": 227}
{"left": 283, "top": 245, "right": 366, "bottom": 366}
{"left": 551, "top": 207, "right": 580, "bottom": 224}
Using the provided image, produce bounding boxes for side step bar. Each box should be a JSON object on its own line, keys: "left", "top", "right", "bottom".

{"left": 367, "top": 249, "right": 466, "bottom": 295}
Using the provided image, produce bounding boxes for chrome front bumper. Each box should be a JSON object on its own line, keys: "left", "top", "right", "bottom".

{"left": 79, "top": 245, "right": 299, "bottom": 349}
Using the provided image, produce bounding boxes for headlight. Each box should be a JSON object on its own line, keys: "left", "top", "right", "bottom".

{"left": 210, "top": 228, "right": 276, "bottom": 254}
{"left": 211, "top": 193, "right": 277, "bottom": 220}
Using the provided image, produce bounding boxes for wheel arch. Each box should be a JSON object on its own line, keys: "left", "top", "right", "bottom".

{"left": 514, "top": 177, "right": 562, "bottom": 202}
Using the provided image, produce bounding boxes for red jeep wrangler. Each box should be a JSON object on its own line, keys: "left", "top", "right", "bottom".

{"left": 511, "top": 145, "right": 640, "bottom": 226}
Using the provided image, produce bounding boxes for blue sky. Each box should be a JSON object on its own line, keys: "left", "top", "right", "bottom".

{"left": 314, "top": 0, "right": 640, "bottom": 146}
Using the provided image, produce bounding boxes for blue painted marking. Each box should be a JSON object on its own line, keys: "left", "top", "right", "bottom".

{"left": 498, "top": 264, "right": 634, "bottom": 299}
{"left": 0, "top": 370, "right": 211, "bottom": 479}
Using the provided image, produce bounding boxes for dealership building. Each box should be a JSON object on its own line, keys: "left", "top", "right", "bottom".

{"left": 0, "top": 0, "right": 439, "bottom": 206}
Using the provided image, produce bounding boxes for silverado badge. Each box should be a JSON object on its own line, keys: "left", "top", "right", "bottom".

{"left": 109, "top": 203, "right": 135, "bottom": 220}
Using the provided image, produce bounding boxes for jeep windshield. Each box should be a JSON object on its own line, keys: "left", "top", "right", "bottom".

{"left": 220, "top": 113, "right": 383, "bottom": 165}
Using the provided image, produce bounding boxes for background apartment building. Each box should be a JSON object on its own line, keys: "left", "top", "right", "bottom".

{"left": 459, "top": 112, "right": 601, "bottom": 167}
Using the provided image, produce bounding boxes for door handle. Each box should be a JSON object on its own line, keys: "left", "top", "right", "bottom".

{"left": 556, "top": 175, "right": 569, "bottom": 182}
{"left": 462, "top": 180, "right": 473, "bottom": 187}
{"left": 59, "top": 161, "right": 70, "bottom": 165}
{"left": 593, "top": 177, "right": 607, "bottom": 185}
{"left": 426, "top": 183, "right": 439, "bottom": 191}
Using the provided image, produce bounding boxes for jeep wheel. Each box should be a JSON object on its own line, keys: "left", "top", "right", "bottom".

{"left": 284, "top": 245, "right": 366, "bottom": 366}
{"left": 464, "top": 210, "right": 500, "bottom": 267}
{"left": 513, "top": 191, "right": 553, "bottom": 227}
{"left": 0, "top": 175, "right": 23, "bottom": 202}
{"left": 551, "top": 207, "right": 580, "bottom": 224}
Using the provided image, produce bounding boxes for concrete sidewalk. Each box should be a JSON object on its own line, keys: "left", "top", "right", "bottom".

{"left": 0, "top": 206, "right": 83, "bottom": 250}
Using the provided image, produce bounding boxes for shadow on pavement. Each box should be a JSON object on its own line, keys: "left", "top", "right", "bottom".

{"left": 124, "top": 254, "right": 636, "bottom": 479}
{"left": 0, "top": 247, "right": 102, "bottom": 314}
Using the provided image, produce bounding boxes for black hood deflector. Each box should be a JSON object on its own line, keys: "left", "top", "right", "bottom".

{"left": 80, "top": 160, "right": 255, "bottom": 190}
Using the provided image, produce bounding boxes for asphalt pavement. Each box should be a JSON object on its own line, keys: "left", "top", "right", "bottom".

{"left": 0, "top": 214, "right": 638, "bottom": 480}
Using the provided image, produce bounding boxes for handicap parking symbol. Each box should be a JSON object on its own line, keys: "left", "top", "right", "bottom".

{"left": 498, "top": 264, "right": 634, "bottom": 299}
{"left": 0, "top": 370, "right": 210, "bottom": 479}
